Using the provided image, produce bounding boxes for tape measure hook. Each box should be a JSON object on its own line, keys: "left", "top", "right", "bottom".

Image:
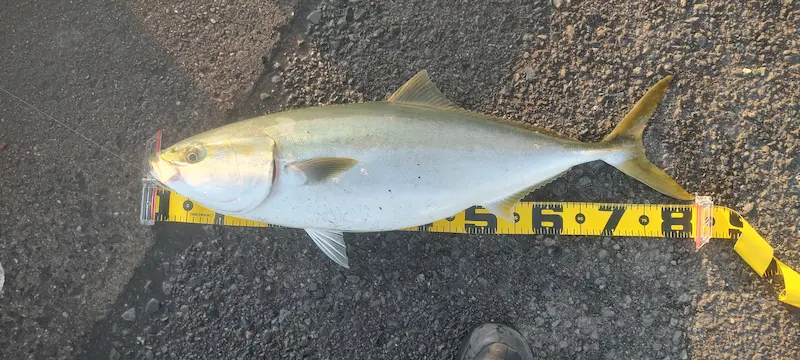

{"left": 694, "top": 194, "right": 713, "bottom": 249}
{"left": 139, "top": 130, "right": 162, "bottom": 226}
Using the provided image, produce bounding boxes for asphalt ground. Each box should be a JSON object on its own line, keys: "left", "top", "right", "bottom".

{"left": 1, "top": 0, "right": 798, "bottom": 359}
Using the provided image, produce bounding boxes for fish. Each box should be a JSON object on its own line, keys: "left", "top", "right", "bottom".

{"left": 149, "top": 70, "right": 692, "bottom": 268}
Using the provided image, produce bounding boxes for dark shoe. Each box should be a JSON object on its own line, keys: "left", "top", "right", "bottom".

{"left": 456, "top": 323, "right": 535, "bottom": 360}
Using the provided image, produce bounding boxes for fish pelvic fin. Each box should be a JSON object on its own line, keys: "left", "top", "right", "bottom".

{"left": 305, "top": 229, "right": 349, "bottom": 268}
{"left": 600, "top": 75, "right": 693, "bottom": 200}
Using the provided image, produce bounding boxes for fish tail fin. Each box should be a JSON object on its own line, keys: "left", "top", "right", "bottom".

{"left": 600, "top": 75, "right": 693, "bottom": 200}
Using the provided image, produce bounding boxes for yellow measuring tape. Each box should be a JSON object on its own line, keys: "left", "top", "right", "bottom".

{"left": 140, "top": 182, "right": 799, "bottom": 308}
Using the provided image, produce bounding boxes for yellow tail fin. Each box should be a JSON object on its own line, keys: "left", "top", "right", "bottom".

{"left": 601, "top": 76, "right": 693, "bottom": 200}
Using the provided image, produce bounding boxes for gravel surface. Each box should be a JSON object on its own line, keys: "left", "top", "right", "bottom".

{"left": 2, "top": 0, "right": 798, "bottom": 359}
{"left": 83, "top": 0, "right": 798, "bottom": 359}
{"left": 125, "top": 0, "right": 294, "bottom": 109}
{"left": 0, "top": 0, "right": 291, "bottom": 359}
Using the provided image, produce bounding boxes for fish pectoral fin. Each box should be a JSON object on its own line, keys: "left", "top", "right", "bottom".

{"left": 483, "top": 171, "right": 568, "bottom": 223}
{"left": 288, "top": 157, "right": 358, "bottom": 184}
{"left": 386, "top": 70, "right": 459, "bottom": 110}
{"left": 305, "top": 229, "right": 349, "bottom": 268}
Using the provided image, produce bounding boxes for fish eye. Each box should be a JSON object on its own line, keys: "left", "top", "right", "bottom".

{"left": 187, "top": 151, "right": 199, "bottom": 163}
{"left": 185, "top": 146, "right": 205, "bottom": 164}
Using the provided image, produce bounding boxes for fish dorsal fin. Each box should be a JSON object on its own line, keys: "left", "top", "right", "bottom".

{"left": 388, "top": 70, "right": 579, "bottom": 142}
{"left": 386, "top": 70, "right": 458, "bottom": 110}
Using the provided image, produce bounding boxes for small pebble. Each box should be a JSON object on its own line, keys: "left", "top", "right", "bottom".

{"left": 693, "top": 3, "right": 709, "bottom": 13}
{"left": 278, "top": 309, "right": 292, "bottom": 323}
{"left": 741, "top": 202, "right": 755, "bottom": 214}
{"left": 642, "top": 315, "right": 654, "bottom": 327}
{"left": 121, "top": 308, "right": 136, "bottom": 321}
{"left": 672, "top": 330, "right": 683, "bottom": 345}
{"left": 577, "top": 316, "right": 592, "bottom": 329}
{"left": 601, "top": 307, "right": 615, "bottom": 318}
{"left": 146, "top": 298, "right": 160, "bottom": 314}
{"left": 521, "top": 66, "right": 535, "bottom": 82}
{"left": 307, "top": 10, "right": 322, "bottom": 24}
{"left": 162, "top": 281, "right": 173, "bottom": 296}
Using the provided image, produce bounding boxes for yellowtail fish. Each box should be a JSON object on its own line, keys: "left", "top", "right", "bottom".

{"left": 149, "top": 70, "right": 692, "bottom": 267}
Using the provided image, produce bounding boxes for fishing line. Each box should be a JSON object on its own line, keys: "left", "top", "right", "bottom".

{"left": 0, "top": 85, "right": 143, "bottom": 172}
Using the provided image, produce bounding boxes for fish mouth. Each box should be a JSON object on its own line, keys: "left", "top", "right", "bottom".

{"left": 148, "top": 153, "right": 181, "bottom": 184}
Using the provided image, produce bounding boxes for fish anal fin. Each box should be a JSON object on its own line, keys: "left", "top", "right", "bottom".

{"left": 305, "top": 229, "right": 349, "bottom": 268}
{"left": 288, "top": 157, "right": 358, "bottom": 184}
{"left": 482, "top": 171, "right": 568, "bottom": 223}
{"left": 482, "top": 194, "right": 522, "bottom": 223}
{"left": 386, "top": 70, "right": 458, "bottom": 110}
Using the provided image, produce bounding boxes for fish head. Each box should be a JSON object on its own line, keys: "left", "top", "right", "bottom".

{"left": 148, "top": 130, "right": 277, "bottom": 214}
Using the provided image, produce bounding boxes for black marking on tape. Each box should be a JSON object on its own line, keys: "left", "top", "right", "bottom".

{"left": 156, "top": 189, "right": 171, "bottom": 220}
{"left": 728, "top": 211, "right": 743, "bottom": 239}
{"left": 575, "top": 213, "right": 586, "bottom": 224}
{"left": 661, "top": 207, "right": 692, "bottom": 238}
{"left": 464, "top": 206, "right": 498, "bottom": 234}
{"left": 531, "top": 204, "right": 563, "bottom": 235}
{"left": 599, "top": 205, "right": 626, "bottom": 236}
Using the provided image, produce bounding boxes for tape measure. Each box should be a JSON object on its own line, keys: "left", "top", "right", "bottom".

{"left": 138, "top": 132, "right": 799, "bottom": 308}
